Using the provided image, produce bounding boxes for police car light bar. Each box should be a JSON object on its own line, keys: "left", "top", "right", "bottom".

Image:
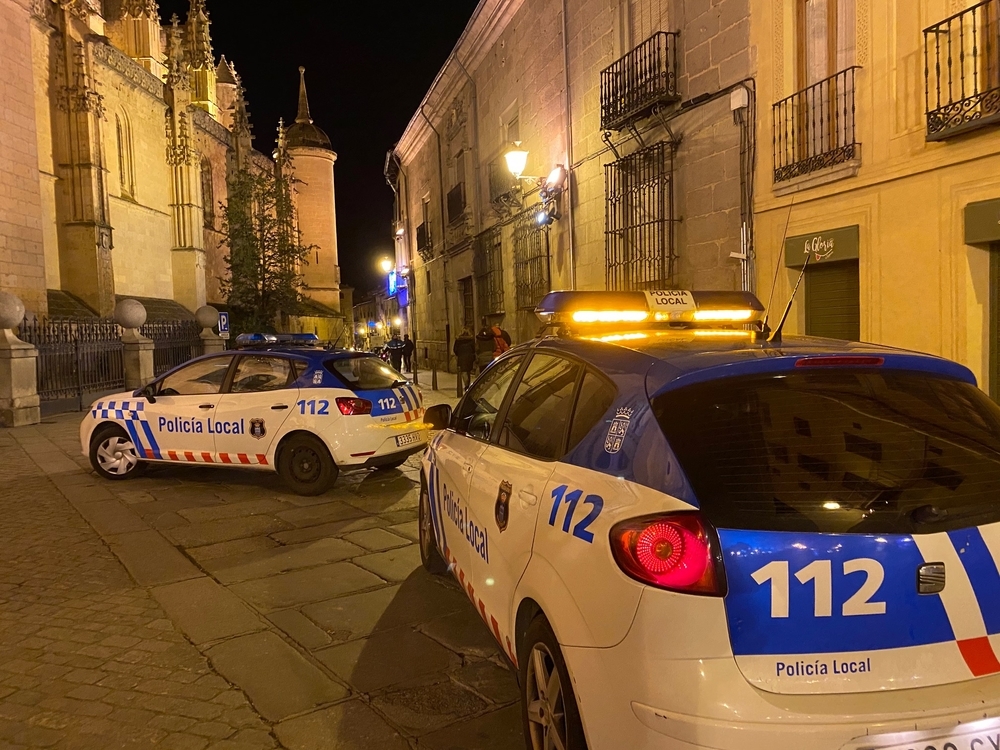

{"left": 535, "top": 290, "right": 764, "bottom": 328}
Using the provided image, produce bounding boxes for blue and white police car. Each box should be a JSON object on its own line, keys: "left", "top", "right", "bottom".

{"left": 80, "top": 334, "right": 427, "bottom": 495}
{"left": 419, "top": 290, "right": 1000, "bottom": 750}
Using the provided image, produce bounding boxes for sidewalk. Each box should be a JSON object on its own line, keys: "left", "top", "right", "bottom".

{"left": 0, "top": 384, "right": 522, "bottom": 750}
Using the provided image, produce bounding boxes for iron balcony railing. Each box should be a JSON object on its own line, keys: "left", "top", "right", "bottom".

{"left": 600, "top": 31, "right": 680, "bottom": 131}
{"left": 924, "top": 0, "right": 1000, "bottom": 140}
{"left": 773, "top": 66, "right": 861, "bottom": 183}
{"left": 488, "top": 159, "right": 517, "bottom": 204}
{"left": 416, "top": 222, "right": 432, "bottom": 260}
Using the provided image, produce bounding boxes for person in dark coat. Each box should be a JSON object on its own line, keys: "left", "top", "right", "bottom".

{"left": 453, "top": 328, "right": 476, "bottom": 396}
{"left": 385, "top": 333, "right": 405, "bottom": 374}
{"left": 475, "top": 321, "right": 496, "bottom": 373}
{"left": 401, "top": 334, "right": 415, "bottom": 373}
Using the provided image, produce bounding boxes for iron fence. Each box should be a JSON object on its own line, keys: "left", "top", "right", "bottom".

{"left": 18, "top": 317, "right": 124, "bottom": 415}
{"left": 605, "top": 141, "right": 676, "bottom": 291}
{"left": 474, "top": 226, "right": 504, "bottom": 317}
{"left": 513, "top": 206, "right": 550, "bottom": 310}
{"left": 924, "top": 0, "right": 1000, "bottom": 140}
{"left": 600, "top": 31, "right": 680, "bottom": 131}
{"left": 140, "top": 320, "right": 202, "bottom": 376}
{"left": 772, "top": 66, "right": 860, "bottom": 183}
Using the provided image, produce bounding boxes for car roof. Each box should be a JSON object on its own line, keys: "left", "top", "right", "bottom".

{"left": 524, "top": 332, "right": 978, "bottom": 394}
{"left": 225, "top": 347, "right": 370, "bottom": 363}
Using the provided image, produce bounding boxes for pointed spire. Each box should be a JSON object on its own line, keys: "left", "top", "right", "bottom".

{"left": 186, "top": 0, "right": 213, "bottom": 68}
{"left": 296, "top": 66, "right": 312, "bottom": 125}
{"left": 216, "top": 55, "right": 237, "bottom": 85}
{"left": 165, "top": 14, "right": 188, "bottom": 88}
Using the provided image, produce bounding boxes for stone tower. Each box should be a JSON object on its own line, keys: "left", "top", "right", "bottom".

{"left": 285, "top": 67, "right": 341, "bottom": 313}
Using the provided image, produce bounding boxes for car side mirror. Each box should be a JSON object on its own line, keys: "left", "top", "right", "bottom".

{"left": 423, "top": 403, "right": 452, "bottom": 430}
{"left": 135, "top": 383, "right": 156, "bottom": 404}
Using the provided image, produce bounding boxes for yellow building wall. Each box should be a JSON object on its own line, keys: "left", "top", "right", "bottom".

{"left": 752, "top": 0, "right": 1000, "bottom": 392}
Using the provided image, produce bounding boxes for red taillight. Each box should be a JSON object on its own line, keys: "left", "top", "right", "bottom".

{"left": 795, "top": 356, "right": 884, "bottom": 368}
{"left": 336, "top": 397, "right": 372, "bottom": 415}
{"left": 610, "top": 512, "right": 724, "bottom": 595}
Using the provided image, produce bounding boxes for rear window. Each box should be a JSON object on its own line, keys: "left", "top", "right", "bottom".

{"left": 652, "top": 370, "right": 1000, "bottom": 534}
{"left": 324, "top": 356, "right": 402, "bottom": 390}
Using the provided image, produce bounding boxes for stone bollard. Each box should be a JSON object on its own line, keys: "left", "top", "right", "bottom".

{"left": 431, "top": 367, "right": 438, "bottom": 391}
{"left": 115, "top": 299, "right": 154, "bottom": 390}
{"left": 0, "top": 293, "right": 40, "bottom": 427}
{"left": 196, "top": 305, "right": 224, "bottom": 354}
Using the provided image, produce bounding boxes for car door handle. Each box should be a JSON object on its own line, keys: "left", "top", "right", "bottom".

{"left": 519, "top": 489, "right": 538, "bottom": 507}
{"left": 271, "top": 404, "right": 289, "bottom": 410}
{"left": 199, "top": 404, "right": 214, "bottom": 410}
{"left": 463, "top": 463, "right": 474, "bottom": 474}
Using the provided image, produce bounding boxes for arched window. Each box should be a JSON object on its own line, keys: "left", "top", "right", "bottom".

{"left": 115, "top": 110, "right": 135, "bottom": 199}
{"left": 201, "top": 158, "right": 215, "bottom": 228}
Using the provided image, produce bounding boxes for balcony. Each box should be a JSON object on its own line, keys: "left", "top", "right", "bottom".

{"left": 488, "top": 159, "right": 519, "bottom": 215}
{"left": 924, "top": 0, "right": 1000, "bottom": 140}
{"left": 772, "top": 67, "right": 860, "bottom": 184}
{"left": 447, "top": 182, "right": 466, "bottom": 224}
{"left": 600, "top": 31, "right": 680, "bottom": 132}
{"left": 415, "top": 221, "right": 432, "bottom": 261}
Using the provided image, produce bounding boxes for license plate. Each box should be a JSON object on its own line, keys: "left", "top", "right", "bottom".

{"left": 395, "top": 432, "right": 421, "bottom": 447}
{"left": 859, "top": 719, "right": 1000, "bottom": 750}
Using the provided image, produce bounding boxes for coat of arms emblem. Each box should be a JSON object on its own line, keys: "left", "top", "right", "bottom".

{"left": 249, "top": 418, "right": 267, "bottom": 440}
{"left": 604, "top": 407, "right": 634, "bottom": 454}
{"left": 495, "top": 480, "right": 512, "bottom": 532}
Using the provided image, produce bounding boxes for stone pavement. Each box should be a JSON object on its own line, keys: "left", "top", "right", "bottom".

{"left": 0, "top": 376, "right": 525, "bottom": 749}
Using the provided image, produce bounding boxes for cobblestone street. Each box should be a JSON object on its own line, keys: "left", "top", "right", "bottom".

{"left": 0, "top": 377, "right": 524, "bottom": 749}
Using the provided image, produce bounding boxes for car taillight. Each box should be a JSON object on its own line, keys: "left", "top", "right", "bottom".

{"left": 610, "top": 512, "right": 725, "bottom": 595}
{"left": 336, "top": 397, "right": 372, "bottom": 415}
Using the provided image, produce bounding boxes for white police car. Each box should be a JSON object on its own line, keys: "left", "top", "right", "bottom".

{"left": 419, "top": 290, "right": 1000, "bottom": 750}
{"left": 81, "top": 334, "right": 427, "bottom": 495}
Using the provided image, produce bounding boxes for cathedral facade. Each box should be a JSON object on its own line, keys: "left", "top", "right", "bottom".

{"left": 0, "top": 0, "right": 345, "bottom": 335}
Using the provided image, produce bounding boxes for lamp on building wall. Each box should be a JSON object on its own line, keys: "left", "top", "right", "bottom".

{"left": 379, "top": 257, "right": 394, "bottom": 274}
{"left": 504, "top": 142, "right": 530, "bottom": 179}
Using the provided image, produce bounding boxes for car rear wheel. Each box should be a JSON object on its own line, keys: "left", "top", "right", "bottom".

{"left": 419, "top": 477, "right": 447, "bottom": 574}
{"left": 520, "top": 615, "right": 588, "bottom": 750}
{"left": 278, "top": 434, "right": 337, "bottom": 496}
{"left": 89, "top": 424, "right": 145, "bottom": 480}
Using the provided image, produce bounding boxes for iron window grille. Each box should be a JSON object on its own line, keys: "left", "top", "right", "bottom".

{"left": 605, "top": 141, "right": 676, "bottom": 291}
{"left": 474, "top": 226, "right": 504, "bottom": 317}
{"left": 488, "top": 158, "right": 520, "bottom": 214}
{"left": 772, "top": 66, "right": 860, "bottom": 183}
{"left": 924, "top": 0, "right": 1000, "bottom": 140}
{"left": 513, "top": 206, "right": 550, "bottom": 310}
{"left": 447, "top": 182, "right": 466, "bottom": 224}
{"left": 416, "top": 222, "right": 432, "bottom": 261}
{"left": 600, "top": 31, "right": 680, "bottom": 132}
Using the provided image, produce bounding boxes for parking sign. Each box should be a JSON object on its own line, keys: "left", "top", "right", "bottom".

{"left": 218, "top": 311, "right": 230, "bottom": 340}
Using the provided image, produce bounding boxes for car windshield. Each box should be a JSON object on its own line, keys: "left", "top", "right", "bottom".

{"left": 324, "top": 355, "right": 402, "bottom": 390}
{"left": 652, "top": 369, "right": 1000, "bottom": 534}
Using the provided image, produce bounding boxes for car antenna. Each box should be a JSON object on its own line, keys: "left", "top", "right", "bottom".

{"left": 769, "top": 252, "right": 810, "bottom": 345}
{"left": 756, "top": 196, "right": 795, "bottom": 341}
{"left": 329, "top": 327, "right": 345, "bottom": 350}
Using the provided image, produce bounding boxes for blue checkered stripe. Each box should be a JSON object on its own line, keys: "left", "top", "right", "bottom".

{"left": 91, "top": 400, "right": 162, "bottom": 460}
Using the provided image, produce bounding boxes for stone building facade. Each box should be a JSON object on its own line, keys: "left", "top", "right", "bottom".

{"left": 750, "top": 0, "right": 1000, "bottom": 395}
{"left": 0, "top": 0, "right": 345, "bottom": 337}
{"left": 388, "top": 0, "right": 756, "bottom": 369}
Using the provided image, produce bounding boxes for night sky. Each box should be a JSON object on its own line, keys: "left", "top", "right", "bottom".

{"left": 158, "top": 0, "right": 479, "bottom": 296}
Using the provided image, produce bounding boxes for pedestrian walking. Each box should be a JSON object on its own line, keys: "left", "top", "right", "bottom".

{"left": 402, "top": 334, "right": 415, "bottom": 373}
{"left": 453, "top": 328, "right": 476, "bottom": 397}
{"left": 385, "top": 333, "right": 405, "bottom": 374}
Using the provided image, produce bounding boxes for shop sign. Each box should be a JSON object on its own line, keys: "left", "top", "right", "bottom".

{"left": 785, "top": 225, "right": 860, "bottom": 268}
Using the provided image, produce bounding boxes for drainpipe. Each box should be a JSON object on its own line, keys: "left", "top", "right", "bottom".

{"left": 456, "top": 57, "right": 482, "bottom": 235}
{"left": 419, "top": 105, "right": 453, "bottom": 367}
{"left": 561, "top": 0, "right": 577, "bottom": 289}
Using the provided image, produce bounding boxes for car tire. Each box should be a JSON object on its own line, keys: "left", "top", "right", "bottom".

{"left": 277, "top": 434, "right": 338, "bottom": 496}
{"left": 519, "top": 615, "right": 589, "bottom": 750}
{"left": 89, "top": 424, "right": 145, "bottom": 481}
{"left": 375, "top": 458, "right": 407, "bottom": 471}
{"left": 419, "top": 476, "right": 448, "bottom": 574}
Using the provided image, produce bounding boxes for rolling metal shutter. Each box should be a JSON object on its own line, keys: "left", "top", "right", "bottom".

{"left": 805, "top": 260, "right": 860, "bottom": 341}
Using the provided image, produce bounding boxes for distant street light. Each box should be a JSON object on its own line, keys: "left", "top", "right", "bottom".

{"left": 379, "top": 258, "right": 393, "bottom": 274}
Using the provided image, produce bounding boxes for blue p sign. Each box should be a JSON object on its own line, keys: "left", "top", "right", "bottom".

{"left": 218, "top": 311, "right": 230, "bottom": 335}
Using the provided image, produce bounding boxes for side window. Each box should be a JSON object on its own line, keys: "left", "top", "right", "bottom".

{"left": 230, "top": 356, "right": 293, "bottom": 393}
{"left": 158, "top": 356, "right": 233, "bottom": 396}
{"left": 453, "top": 354, "right": 525, "bottom": 441}
{"left": 566, "top": 369, "right": 617, "bottom": 452}
{"left": 499, "top": 353, "right": 581, "bottom": 460}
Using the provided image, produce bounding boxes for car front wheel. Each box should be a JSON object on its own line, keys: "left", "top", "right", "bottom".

{"left": 90, "top": 424, "right": 145, "bottom": 480}
{"left": 419, "top": 477, "right": 447, "bottom": 574}
{"left": 519, "top": 615, "right": 588, "bottom": 750}
{"left": 277, "top": 434, "right": 337, "bottom": 496}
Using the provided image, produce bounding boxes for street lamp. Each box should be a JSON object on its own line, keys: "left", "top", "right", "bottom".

{"left": 504, "top": 142, "right": 529, "bottom": 179}
{"left": 379, "top": 257, "right": 393, "bottom": 274}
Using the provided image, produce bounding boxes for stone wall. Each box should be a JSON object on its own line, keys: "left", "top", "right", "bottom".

{"left": 193, "top": 109, "right": 231, "bottom": 307}
{"left": 1, "top": 0, "right": 48, "bottom": 316}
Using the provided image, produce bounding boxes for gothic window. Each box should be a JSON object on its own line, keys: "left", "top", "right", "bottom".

{"left": 115, "top": 110, "right": 135, "bottom": 199}
{"left": 200, "top": 158, "right": 215, "bottom": 228}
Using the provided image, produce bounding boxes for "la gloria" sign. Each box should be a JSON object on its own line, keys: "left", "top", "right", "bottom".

{"left": 784, "top": 225, "right": 860, "bottom": 268}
